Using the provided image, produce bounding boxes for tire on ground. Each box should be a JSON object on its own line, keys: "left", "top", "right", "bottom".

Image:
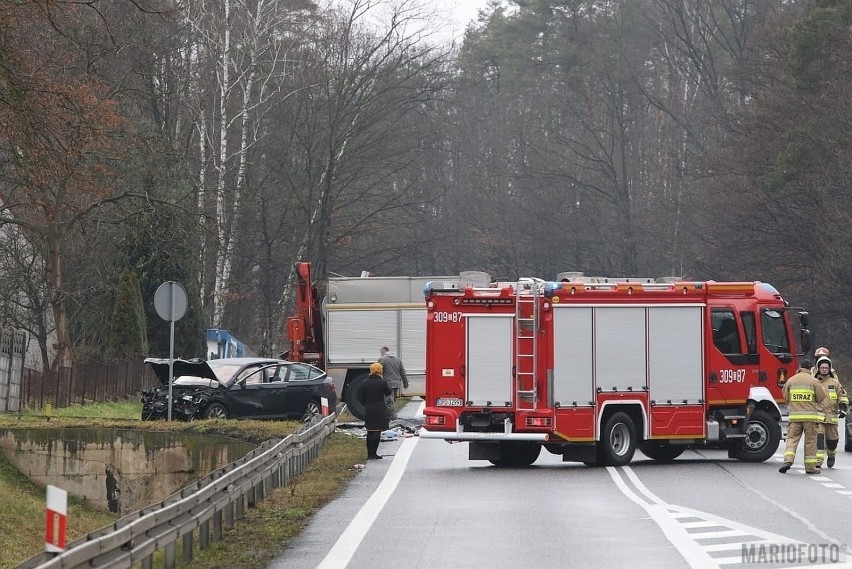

{"left": 302, "top": 399, "right": 322, "bottom": 422}
{"left": 204, "top": 402, "right": 228, "bottom": 420}
{"left": 343, "top": 373, "right": 368, "bottom": 420}
{"left": 599, "top": 412, "right": 637, "bottom": 466}
{"left": 730, "top": 409, "right": 781, "bottom": 462}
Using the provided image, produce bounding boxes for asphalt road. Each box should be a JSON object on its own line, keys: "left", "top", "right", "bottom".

{"left": 269, "top": 403, "right": 852, "bottom": 569}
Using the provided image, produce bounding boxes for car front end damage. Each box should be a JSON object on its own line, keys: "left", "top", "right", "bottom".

{"left": 141, "top": 385, "right": 216, "bottom": 421}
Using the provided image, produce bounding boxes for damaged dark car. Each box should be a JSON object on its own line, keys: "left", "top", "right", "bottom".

{"left": 141, "top": 357, "right": 336, "bottom": 422}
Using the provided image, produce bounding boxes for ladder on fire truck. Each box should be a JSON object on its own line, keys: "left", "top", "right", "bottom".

{"left": 515, "top": 278, "right": 541, "bottom": 410}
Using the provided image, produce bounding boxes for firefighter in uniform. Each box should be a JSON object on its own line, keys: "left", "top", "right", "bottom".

{"left": 779, "top": 361, "right": 826, "bottom": 474}
{"left": 813, "top": 354, "right": 849, "bottom": 469}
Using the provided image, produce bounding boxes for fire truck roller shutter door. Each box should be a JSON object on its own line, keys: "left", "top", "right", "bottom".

{"left": 552, "top": 307, "right": 594, "bottom": 406}
{"left": 466, "top": 316, "right": 514, "bottom": 407}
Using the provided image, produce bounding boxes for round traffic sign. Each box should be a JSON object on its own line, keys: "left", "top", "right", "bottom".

{"left": 154, "top": 281, "right": 188, "bottom": 322}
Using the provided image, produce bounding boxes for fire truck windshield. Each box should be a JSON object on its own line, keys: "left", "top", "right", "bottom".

{"left": 761, "top": 309, "right": 790, "bottom": 354}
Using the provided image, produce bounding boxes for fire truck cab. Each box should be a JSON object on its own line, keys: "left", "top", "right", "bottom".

{"left": 420, "top": 276, "right": 811, "bottom": 467}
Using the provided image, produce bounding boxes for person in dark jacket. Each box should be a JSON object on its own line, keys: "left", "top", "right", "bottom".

{"left": 359, "top": 362, "right": 391, "bottom": 460}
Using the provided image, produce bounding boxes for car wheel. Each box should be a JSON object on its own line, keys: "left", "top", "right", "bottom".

{"left": 600, "top": 412, "right": 637, "bottom": 466}
{"left": 730, "top": 409, "right": 780, "bottom": 462}
{"left": 302, "top": 400, "right": 322, "bottom": 423}
{"left": 204, "top": 403, "right": 228, "bottom": 420}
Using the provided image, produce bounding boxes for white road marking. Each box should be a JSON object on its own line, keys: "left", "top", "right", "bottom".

{"left": 317, "top": 436, "right": 418, "bottom": 569}
{"left": 608, "top": 466, "right": 718, "bottom": 568}
{"left": 608, "top": 465, "right": 852, "bottom": 567}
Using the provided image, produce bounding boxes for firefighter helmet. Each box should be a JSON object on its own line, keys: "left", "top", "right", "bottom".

{"left": 815, "top": 356, "right": 832, "bottom": 373}
{"left": 369, "top": 362, "right": 383, "bottom": 375}
{"left": 814, "top": 346, "right": 830, "bottom": 357}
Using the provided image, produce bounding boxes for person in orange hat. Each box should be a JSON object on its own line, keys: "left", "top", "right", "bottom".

{"left": 359, "top": 362, "right": 391, "bottom": 459}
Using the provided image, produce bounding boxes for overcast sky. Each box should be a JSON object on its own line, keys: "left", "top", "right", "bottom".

{"left": 433, "top": 0, "right": 493, "bottom": 41}
{"left": 324, "top": 0, "right": 497, "bottom": 44}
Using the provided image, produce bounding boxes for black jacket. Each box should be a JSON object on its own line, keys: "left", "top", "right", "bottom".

{"left": 359, "top": 373, "right": 391, "bottom": 430}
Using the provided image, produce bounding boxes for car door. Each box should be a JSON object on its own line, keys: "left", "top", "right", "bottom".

{"left": 224, "top": 364, "right": 286, "bottom": 418}
{"left": 259, "top": 364, "right": 292, "bottom": 418}
{"left": 282, "top": 363, "right": 318, "bottom": 417}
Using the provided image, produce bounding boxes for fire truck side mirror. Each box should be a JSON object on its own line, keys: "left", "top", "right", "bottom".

{"left": 800, "top": 328, "right": 812, "bottom": 354}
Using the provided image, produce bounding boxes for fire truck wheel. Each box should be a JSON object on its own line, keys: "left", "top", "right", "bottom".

{"left": 730, "top": 409, "right": 780, "bottom": 462}
{"left": 600, "top": 412, "right": 637, "bottom": 466}
{"left": 640, "top": 444, "right": 685, "bottom": 462}
{"left": 488, "top": 442, "right": 541, "bottom": 467}
{"left": 343, "top": 373, "right": 368, "bottom": 420}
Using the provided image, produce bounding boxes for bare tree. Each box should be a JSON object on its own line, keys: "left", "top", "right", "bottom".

{"left": 266, "top": 0, "right": 451, "bottom": 351}
{"left": 186, "top": 0, "right": 315, "bottom": 327}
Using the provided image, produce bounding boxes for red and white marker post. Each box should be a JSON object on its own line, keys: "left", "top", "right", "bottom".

{"left": 321, "top": 396, "right": 329, "bottom": 416}
{"left": 45, "top": 485, "right": 67, "bottom": 553}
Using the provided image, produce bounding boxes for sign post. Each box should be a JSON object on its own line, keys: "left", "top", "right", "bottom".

{"left": 154, "top": 281, "right": 188, "bottom": 421}
{"left": 45, "top": 485, "right": 67, "bottom": 553}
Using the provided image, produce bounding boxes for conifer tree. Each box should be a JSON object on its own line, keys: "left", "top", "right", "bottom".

{"left": 108, "top": 269, "right": 149, "bottom": 358}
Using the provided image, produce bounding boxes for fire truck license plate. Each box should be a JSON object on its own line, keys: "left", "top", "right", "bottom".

{"left": 437, "top": 398, "right": 463, "bottom": 406}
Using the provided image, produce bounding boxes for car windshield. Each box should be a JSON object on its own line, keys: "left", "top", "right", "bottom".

{"left": 207, "top": 363, "right": 244, "bottom": 382}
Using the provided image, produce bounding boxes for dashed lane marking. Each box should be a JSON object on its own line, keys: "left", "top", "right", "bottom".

{"left": 773, "top": 453, "right": 852, "bottom": 499}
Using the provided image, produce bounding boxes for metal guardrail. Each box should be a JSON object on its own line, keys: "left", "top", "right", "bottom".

{"left": 18, "top": 414, "right": 337, "bottom": 569}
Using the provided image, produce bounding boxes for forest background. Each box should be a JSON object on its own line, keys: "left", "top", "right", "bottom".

{"left": 0, "top": 0, "right": 849, "bottom": 371}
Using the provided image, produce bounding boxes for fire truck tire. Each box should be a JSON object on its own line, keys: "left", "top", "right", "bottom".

{"left": 488, "top": 442, "right": 541, "bottom": 467}
{"left": 730, "top": 409, "right": 781, "bottom": 462}
{"left": 640, "top": 444, "right": 685, "bottom": 462}
{"left": 600, "top": 412, "right": 637, "bottom": 466}
{"left": 343, "top": 373, "right": 368, "bottom": 420}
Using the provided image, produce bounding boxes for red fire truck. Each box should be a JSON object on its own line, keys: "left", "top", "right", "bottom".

{"left": 419, "top": 276, "right": 811, "bottom": 466}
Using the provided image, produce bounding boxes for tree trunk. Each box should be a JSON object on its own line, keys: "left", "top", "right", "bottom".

{"left": 44, "top": 230, "right": 73, "bottom": 370}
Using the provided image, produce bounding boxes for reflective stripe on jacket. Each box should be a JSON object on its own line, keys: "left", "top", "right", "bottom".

{"left": 817, "top": 374, "right": 848, "bottom": 424}
{"left": 783, "top": 369, "right": 826, "bottom": 423}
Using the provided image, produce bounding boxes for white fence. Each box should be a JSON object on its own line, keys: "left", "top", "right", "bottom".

{"left": 0, "top": 328, "right": 27, "bottom": 412}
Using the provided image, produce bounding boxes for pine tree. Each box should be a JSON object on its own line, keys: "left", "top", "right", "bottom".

{"left": 108, "top": 269, "right": 149, "bottom": 358}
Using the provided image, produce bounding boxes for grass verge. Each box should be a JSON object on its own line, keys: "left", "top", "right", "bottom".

{"left": 0, "top": 397, "right": 399, "bottom": 567}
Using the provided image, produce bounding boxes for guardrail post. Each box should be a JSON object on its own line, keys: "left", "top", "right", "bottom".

{"left": 235, "top": 493, "right": 245, "bottom": 520}
{"left": 141, "top": 554, "right": 153, "bottom": 569}
{"left": 164, "top": 541, "right": 176, "bottom": 569}
{"left": 224, "top": 501, "right": 235, "bottom": 530}
{"left": 200, "top": 520, "right": 210, "bottom": 549}
{"left": 247, "top": 484, "right": 257, "bottom": 508}
{"left": 213, "top": 510, "right": 223, "bottom": 540}
{"left": 182, "top": 530, "right": 194, "bottom": 562}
